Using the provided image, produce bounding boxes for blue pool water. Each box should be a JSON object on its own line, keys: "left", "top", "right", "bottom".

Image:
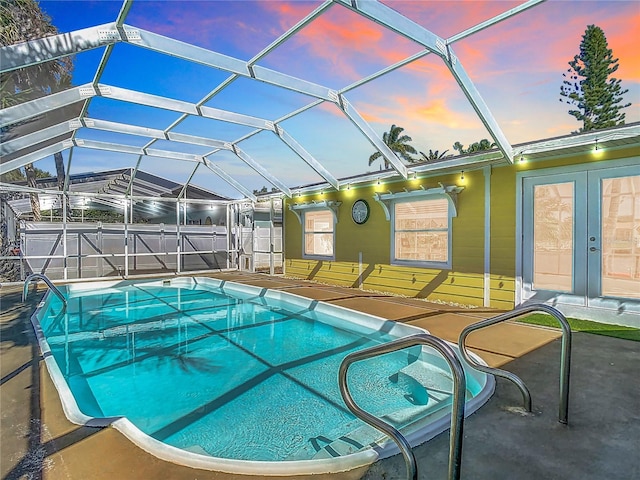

{"left": 35, "top": 278, "right": 491, "bottom": 468}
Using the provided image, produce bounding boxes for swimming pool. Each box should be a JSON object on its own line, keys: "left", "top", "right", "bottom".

{"left": 31, "top": 277, "right": 494, "bottom": 476}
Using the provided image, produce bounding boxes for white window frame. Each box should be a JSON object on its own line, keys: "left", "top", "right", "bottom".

{"left": 288, "top": 200, "right": 341, "bottom": 261}
{"left": 303, "top": 209, "right": 335, "bottom": 259}
{"left": 374, "top": 186, "right": 462, "bottom": 270}
{"left": 391, "top": 196, "right": 452, "bottom": 268}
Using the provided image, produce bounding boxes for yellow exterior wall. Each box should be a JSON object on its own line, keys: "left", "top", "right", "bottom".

{"left": 284, "top": 145, "right": 640, "bottom": 309}
{"left": 285, "top": 171, "right": 488, "bottom": 306}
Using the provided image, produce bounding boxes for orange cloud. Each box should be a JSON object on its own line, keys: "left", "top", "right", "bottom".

{"left": 354, "top": 92, "right": 477, "bottom": 132}
{"left": 599, "top": 12, "right": 640, "bottom": 82}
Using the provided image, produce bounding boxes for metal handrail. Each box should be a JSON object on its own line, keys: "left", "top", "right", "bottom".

{"left": 22, "top": 273, "right": 68, "bottom": 309}
{"left": 458, "top": 303, "right": 571, "bottom": 424}
{"left": 339, "top": 333, "right": 466, "bottom": 480}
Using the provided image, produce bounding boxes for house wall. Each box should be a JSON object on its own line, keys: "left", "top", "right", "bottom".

{"left": 284, "top": 145, "right": 640, "bottom": 309}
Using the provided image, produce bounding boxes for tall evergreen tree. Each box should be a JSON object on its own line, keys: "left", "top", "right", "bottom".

{"left": 560, "top": 24, "right": 630, "bottom": 132}
{"left": 1, "top": 0, "right": 74, "bottom": 220}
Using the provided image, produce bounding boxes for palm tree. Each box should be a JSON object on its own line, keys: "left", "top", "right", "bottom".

{"left": 1, "top": 0, "right": 74, "bottom": 221}
{"left": 452, "top": 141, "right": 466, "bottom": 155}
{"left": 452, "top": 139, "right": 496, "bottom": 155}
{"left": 419, "top": 149, "right": 450, "bottom": 162}
{"left": 368, "top": 124, "right": 417, "bottom": 169}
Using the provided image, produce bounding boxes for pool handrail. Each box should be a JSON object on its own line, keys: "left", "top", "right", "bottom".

{"left": 339, "top": 333, "right": 466, "bottom": 480}
{"left": 22, "top": 273, "right": 67, "bottom": 309}
{"left": 457, "top": 303, "right": 571, "bottom": 424}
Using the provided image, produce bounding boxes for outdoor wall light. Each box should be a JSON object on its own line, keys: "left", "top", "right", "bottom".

{"left": 377, "top": 178, "right": 381, "bottom": 185}
{"left": 595, "top": 138, "right": 599, "bottom": 151}
{"left": 460, "top": 171, "right": 465, "bottom": 181}
{"left": 347, "top": 183, "right": 351, "bottom": 190}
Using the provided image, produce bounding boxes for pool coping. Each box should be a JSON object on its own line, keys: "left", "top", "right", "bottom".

{"left": 30, "top": 276, "right": 495, "bottom": 476}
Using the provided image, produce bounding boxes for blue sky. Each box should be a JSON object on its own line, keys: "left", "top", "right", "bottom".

{"left": 26, "top": 0, "right": 640, "bottom": 198}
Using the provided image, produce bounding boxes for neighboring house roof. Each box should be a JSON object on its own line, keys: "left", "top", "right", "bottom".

{"left": 2, "top": 168, "right": 231, "bottom": 219}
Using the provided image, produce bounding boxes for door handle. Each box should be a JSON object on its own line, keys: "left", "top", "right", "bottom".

{"left": 589, "top": 246, "right": 598, "bottom": 252}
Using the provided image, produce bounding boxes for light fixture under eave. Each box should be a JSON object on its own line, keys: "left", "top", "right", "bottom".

{"left": 460, "top": 171, "right": 465, "bottom": 181}
{"left": 595, "top": 138, "right": 599, "bottom": 151}
{"left": 377, "top": 178, "right": 381, "bottom": 185}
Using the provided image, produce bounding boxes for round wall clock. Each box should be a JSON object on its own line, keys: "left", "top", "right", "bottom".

{"left": 351, "top": 199, "right": 370, "bottom": 225}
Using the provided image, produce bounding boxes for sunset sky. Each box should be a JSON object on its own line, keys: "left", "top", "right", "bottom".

{"left": 30, "top": 0, "right": 640, "bottom": 198}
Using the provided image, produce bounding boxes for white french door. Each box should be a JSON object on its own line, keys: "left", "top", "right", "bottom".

{"left": 522, "top": 164, "right": 640, "bottom": 321}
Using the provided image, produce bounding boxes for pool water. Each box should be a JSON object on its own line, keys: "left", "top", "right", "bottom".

{"left": 35, "top": 278, "right": 490, "bottom": 467}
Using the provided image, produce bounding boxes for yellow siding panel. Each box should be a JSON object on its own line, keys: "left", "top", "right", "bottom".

{"left": 490, "top": 298, "right": 514, "bottom": 310}
{"left": 489, "top": 288, "right": 515, "bottom": 302}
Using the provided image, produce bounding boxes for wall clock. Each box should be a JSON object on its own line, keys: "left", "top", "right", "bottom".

{"left": 351, "top": 199, "right": 370, "bottom": 225}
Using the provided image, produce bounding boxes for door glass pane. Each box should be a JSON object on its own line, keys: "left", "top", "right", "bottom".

{"left": 533, "top": 183, "right": 574, "bottom": 292}
{"left": 601, "top": 175, "right": 640, "bottom": 298}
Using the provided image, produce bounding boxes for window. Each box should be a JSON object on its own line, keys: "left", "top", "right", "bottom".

{"left": 304, "top": 210, "right": 334, "bottom": 258}
{"left": 393, "top": 198, "right": 450, "bottom": 266}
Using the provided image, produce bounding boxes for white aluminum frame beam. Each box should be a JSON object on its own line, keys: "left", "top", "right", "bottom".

{"left": 335, "top": 0, "right": 514, "bottom": 163}
{"left": 201, "top": 158, "right": 256, "bottom": 202}
{"left": 0, "top": 142, "right": 67, "bottom": 174}
{"left": 0, "top": 0, "right": 547, "bottom": 197}
{"left": 0, "top": 23, "right": 337, "bottom": 102}
{"left": 1, "top": 87, "right": 337, "bottom": 191}
{"left": 334, "top": 0, "right": 445, "bottom": 56}
{"left": 337, "top": 95, "right": 408, "bottom": 177}
{"left": 0, "top": 8, "right": 403, "bottom": 182}
{"left": 274, "top": 125, "right": 339, "bottom": 190}
{"left": 446, "top": 0, "right": 547, "bottom": 44}
{"left": 1, "top": 121, "right": 72, "bottom": 156}
{"left": 231, "top": 145, "right": 292, "bottom": 197}
{"left": 443, "top": 48, "right": 514, "bottom": 162}
{"left": 0, "top": 135, "right": 267, "bottom": 200}
{"left": 0, "top": 23, "right": 118, "bottom": 72}
{"left": 0, "top": 84, "right": 90, "bottom": 128}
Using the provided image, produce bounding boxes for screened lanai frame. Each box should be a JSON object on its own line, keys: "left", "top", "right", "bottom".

{"left": 0, "top": 0, "right": 554, "bottom": 195}
{"left": 2, "top": 0, "right": 612, "bottom": 282}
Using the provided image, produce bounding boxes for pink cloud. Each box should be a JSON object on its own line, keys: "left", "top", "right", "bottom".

{"left": 450, "top": 2, "right": 640, "bottom": 84}
{"left": 259, "top": 1, "right": 421, "bottom": 82}
{"left": 129, "top": 1, "right": 322, "bottom": 57}
{"left": 381, "top": 1, "right": 524, "bottom": 40}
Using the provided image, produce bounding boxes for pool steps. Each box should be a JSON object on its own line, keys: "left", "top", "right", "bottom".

{"left": 392, "top": 359, "right": 457, "bottom": 406}
{"left": 288, "top": 358, "right": 469, "bottom": 462}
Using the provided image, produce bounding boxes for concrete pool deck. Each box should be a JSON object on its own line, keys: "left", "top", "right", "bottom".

{"left": 1, "top": 272, "right": 638, "bottom": 479}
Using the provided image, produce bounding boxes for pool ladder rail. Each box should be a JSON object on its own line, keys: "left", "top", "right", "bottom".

{"left": 458, "top": 303, "right": 572, "bottom": 425}
{"left": 22, "top": 273, "right": 67, "bottom": 309}
{"left": 338, "top": 304, "right": 572, "bottom": 480}
{"left": 339, "top": 333, "right": 466, "bottom": 480}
